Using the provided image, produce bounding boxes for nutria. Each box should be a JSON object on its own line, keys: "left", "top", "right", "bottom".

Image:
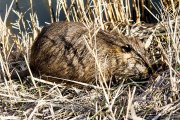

{"left": 28, "top": 22, "right": 152, "bottom": 84}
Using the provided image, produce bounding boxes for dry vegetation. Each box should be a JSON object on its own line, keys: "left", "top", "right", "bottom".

{"left": 0, "top": 0, "right": 180, "bottom": 119}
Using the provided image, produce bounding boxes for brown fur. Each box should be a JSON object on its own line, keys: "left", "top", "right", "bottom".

{"left": 30, "top": 22, "right": 151, "bottom": 84}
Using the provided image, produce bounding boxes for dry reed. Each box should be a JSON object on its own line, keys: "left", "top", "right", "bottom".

{"left": 0, "top": 0, "right": 179, "bottom": 119}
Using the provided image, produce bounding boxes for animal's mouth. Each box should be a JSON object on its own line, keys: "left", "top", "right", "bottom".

{"left": 138, "top": 55, "right": 153, "bottom": 75}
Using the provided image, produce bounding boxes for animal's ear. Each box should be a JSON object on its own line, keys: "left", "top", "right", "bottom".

{"left": 121, "top": 44, "right": 132, "bottom": 53}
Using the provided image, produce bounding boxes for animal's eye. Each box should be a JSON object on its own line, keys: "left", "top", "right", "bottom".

{"left": 121, "top": 44, "right": 132, "bottom": 53}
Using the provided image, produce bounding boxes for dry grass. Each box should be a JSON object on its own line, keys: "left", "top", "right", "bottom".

{"left": 0, "top": 0, "right": 180, "bottom": 119}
